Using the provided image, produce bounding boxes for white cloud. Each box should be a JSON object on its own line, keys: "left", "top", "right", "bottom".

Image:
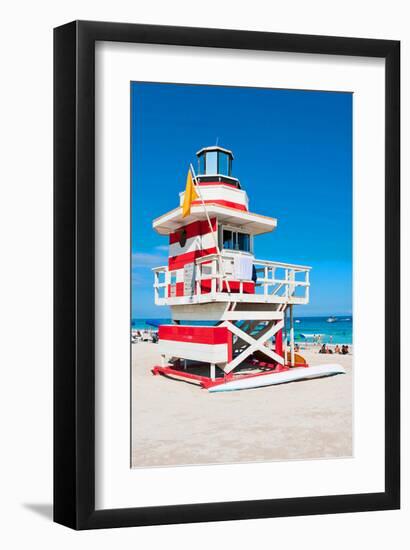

{"left": 132, "top": 251, "right": 167, "bottom": 268}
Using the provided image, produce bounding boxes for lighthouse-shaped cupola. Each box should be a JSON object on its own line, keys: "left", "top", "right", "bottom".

{"left": 188, "top": 145, "right": 247, "bottom": 211}
{"left": 196, "top": 146, "right": 236, "bottom": 184}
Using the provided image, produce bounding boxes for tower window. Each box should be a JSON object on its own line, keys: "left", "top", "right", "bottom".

{"left": 238, "top": 232, "right": 250, "bottom": 252}
{"left": 223, "top": 229, "right": 233, "bottom": 250}
{"left": 222, "top": 228, "right": 252, "bottom": 253}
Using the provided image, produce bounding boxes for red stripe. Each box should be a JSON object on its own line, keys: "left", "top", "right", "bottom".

{"left": 275, "top": 327, "right": 283, "bottom": 357}
{"left": 167, "top": 282, "right": 184, "bottom": 297}
{"left": 168, "top": 247, "right": 217, "bottom": 270}
{"left": 191, "top": 199, "right": 247, "bottom": 211}
{"left": 152, "top": 366, "right": 215, "bottom": 386}
{"left": 166, "top": 279, "right": 255, "bottom": 296}
{"left": 200, "top": 280, "right": 255, "bottom": 294}
{"left": 159, "top": 325, "right": 230, "bottom": 345}
{"left": 169, "top": 218, "right": 217, "bottom": 244}
{"left": 197, "top": 181, "right": 237, "bottom": 188}
{"left": 227, "top": 331, "right": 233, "bottom": 362}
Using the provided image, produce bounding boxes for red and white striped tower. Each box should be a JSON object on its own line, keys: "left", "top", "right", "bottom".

{"left": 151, "top": 146, "right": 312, "bottom": 389}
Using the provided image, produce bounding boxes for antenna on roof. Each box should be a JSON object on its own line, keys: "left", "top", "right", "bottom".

{"left": 215, "top": 136, "right": 219, "bottom": 146}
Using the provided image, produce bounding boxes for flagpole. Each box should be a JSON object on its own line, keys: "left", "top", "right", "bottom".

{"left": 189, "top": 163, "right": 231, "bottom": 295}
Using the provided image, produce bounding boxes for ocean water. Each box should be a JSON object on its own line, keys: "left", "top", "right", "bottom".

{"left": 286, "top": 316, "right": 352, "bottom": 344}
{"left": 132, "top": 315, "right": 353, "bottom": 344}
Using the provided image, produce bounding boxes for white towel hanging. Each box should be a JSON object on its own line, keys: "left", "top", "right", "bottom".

{"left": 233, "top": 255, "right": 253, "bottom": 280}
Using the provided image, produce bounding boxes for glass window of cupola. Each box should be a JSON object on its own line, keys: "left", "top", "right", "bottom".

{"left": 199, "top": 153, "right": 206, "bottom": 174}
{"left": 218, "top": 151, "right": 231, "bottom": 176}
{"left": 197, "top": 147, "right": 233, "bottom": 177}
{"left": 206, "top": 151, "right": 218, "bottom": 174}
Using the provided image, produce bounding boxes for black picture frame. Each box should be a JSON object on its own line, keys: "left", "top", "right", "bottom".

{"left": 54, "top": 20, "right": 400, "bottom": 530}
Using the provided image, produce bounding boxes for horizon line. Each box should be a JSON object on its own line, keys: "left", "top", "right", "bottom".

{"left": 132, "top": 314, "right": 353, "bottom": 320}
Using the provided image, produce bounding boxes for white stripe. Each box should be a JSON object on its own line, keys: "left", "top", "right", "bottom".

{"left": 179, "top": 186, "right": 249, "bottom": 209}
{"left": 168, "top": 231, "right": 218, "bottom": 258}
{"left": 158, "top": 340, "right": 228, "bottom": 364}
{"left": 167, "top": 268, "right": 184, "bottom": 283}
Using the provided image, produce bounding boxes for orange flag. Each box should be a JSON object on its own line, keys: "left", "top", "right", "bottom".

{"left": 182, "top": 169, "right": 199, "bottom": 218}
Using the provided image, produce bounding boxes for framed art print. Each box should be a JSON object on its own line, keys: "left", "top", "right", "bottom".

{"left": 54, "top": 21, "right": 400, "bottom": 529}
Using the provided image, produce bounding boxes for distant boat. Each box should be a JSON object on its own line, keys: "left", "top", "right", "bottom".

{"left": 327, "top": 316, "right": 337, "bottom": 323}
{"left": 295, "top": 319, "right": 301, "bottom": 323}
{"left": 342, "top": 318, "right": 351, "bottom": 321}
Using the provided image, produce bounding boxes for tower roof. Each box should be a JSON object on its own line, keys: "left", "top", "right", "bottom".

{"left": 196, "top": 145, "right": 234, "bottom": 159}
{"left": 153, "top": 203, "right": 277, "bottom": 236}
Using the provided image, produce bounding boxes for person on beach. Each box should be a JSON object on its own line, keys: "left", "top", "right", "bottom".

{"left": 341, "top": 345, "right": 349, "bottom": 355}
{"left": 319, "top": 344, "right": 327, "bottom": 354}
{"left": 335, "top": 344, "right": 341, "bottom": 354}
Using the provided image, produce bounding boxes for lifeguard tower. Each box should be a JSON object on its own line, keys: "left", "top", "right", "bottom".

{"left": 151, "top": 146, "right": 339, "bottom": 391}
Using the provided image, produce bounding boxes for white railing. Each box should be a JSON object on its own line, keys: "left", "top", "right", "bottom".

{"left": 152, "top": 265, "right": 169, "bottom": 305}
{"left": 153, "top": 254, "right": 311, "bottom": 305}
{"left": 253, "top": 258, "right": 310, "bottom": 302}
{"left": 195, "top": 254, "right": 220, "bottom": 295}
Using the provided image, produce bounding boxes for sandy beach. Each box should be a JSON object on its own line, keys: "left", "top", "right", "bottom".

{"left": 132, "top": 342, "right": 352, "bottom": 468}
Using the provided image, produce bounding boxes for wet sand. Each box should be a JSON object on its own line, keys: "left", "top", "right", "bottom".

{"left": 132, "top": 343, "right": 352, "bottom": 468}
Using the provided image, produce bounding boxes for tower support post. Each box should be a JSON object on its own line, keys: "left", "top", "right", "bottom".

{"left": 290, "top": 304, "right": 295, "bottom": 367}
{"left": 275, "top": 323, "right": 283, "bottom": 361}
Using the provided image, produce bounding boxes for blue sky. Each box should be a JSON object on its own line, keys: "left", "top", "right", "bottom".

{"left": 131, "top": 82, "right": 352, "bottom": 318}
